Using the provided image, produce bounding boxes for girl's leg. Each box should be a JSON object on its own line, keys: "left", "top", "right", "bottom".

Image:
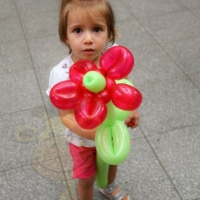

{"left": 100, "top": 165, "right": 130, "bottom": 200}
{"left": 77, "top": 173, "right": 96, "bottom": 200}
{"left": 108, "top": 165, "right": 117, "bottom": 184}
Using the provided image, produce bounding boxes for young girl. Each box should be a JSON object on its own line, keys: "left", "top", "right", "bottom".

{"left": 47, "top": 0, "right": 140, "bottom": 199}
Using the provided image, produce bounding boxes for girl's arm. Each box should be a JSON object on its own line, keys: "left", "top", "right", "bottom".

{"left": 58, "top": 109, "right": 96, "bottom": 140}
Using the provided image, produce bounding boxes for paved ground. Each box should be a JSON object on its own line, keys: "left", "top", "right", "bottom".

{"left": 1, "top": 0, "right": 200, "bottom": 199}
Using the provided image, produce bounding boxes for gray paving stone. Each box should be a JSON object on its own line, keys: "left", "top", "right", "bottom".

{"left": 122, "top": 0, "right": 186, "bottom": 19}
{"left": 190, "top": 8, "right": 200, "bottom": 19}
{"left": 0, "top": 107, "right": 58, "bottom": 171}
{"left": 0, "top": 0, "right": 17, "bottom": 18}
{"left": 162, "top": 36, "right": 200, "bottom": 75}
{"left": 109, "top": 0, "right": 136, "bottom": 22}
{"left": 115, "top": 138, "right": 181, "bottom": 200}
{"left": 0, "top": 165, "right": 73, "bottom": 200}
{"left": 32, "top": 157, "right": 78, "bottom": 200}
{"left": 177, "top": 0, "right": 200, "bottom": 9}
{"left": 48, "top": 117, "right": 67, "bottom": 145}
{"left": 15, "top": 0, "right": 59, "bottom": 15}
{"left": 0, "top": 16, "right": 24, "bottom": 44}
{"left": 128, "top": 44, "right": 184, "bottom": 86}
{"left": 21, "top": 11, "right": 58, "bottom": 39}
{"left": 190, "top": 72, "right": 200, "bottom": 91}
{"left": 28, "top": 35, "right": 67, "bottom": 68}
{"left": 139, "top": 76, "right": 200, "bottom": 135}
{"left": 148, "top": 125, "right": 200, "bottom": 200}
{"left": 116, "top": 19, "right": 156, "bottom": 49}
{"left": 139, "top": 10, "right": 200, "bottom": 44}
{"left": 0, "top": 70, "right": 43, "bottom": 114}
{"left": 0, "top": 39, "right": 33, "bottom": 75}
{"left": 129, "top": 126, "right": 144, "bottom": 140}
{"left": 35, "top": 65, "right": 55, "bottom": 105}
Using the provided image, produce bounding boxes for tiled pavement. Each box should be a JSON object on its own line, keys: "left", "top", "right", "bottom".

{"left": 0, "top": 0, "right": 200, "bottom": 199}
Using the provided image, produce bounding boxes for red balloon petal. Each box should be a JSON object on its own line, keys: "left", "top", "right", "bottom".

{"left": 105, "top": 77, "right": 116, "bottom": 91}
{"left": 80, "top": 84, "right": 95, "bottom": 98}
{"left": 50, "top": 80, "right": 81, "bottom": 110}
{"left": 96, "top": 89, "right": 111, "bottom": 104}
{"left": 111, "top": 84, "right": 142, "bottom": 110}
{"left": 74, "top": 98, "right": 107, "bottom": 129}
{"left": 69, "top": 60, "right": 97, "bottom": 85}
{"left": 100, "top": 46, "right": 134, "bottom": 79}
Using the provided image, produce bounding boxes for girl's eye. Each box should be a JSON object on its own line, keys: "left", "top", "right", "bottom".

{"left": 73, "top": 28, "right": 82, "bottom": 34}
{"left": 93, "top": 27, "right": 102, "bottom": 32}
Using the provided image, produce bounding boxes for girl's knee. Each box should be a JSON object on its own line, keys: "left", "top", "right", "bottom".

{"left": 78, "top": 174, "right": 96, "bottom": 187}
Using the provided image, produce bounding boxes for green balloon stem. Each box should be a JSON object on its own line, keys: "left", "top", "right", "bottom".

{"left": 95, "top": 79, "right": 133, "bottom": 188}
{"left": 96, "top": 102, "right": 116, "bottom": 188}
{"left": 96, "top": 154, "right": 109, "bottom": 188}
{"left": 103, "top": 101, "right": 116, "bottom": 125}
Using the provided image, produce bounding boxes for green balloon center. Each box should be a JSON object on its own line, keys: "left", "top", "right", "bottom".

{"left": 83, "top": 71, "right": 106, "bottom": 93}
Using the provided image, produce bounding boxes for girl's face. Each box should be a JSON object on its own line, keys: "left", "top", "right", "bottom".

{"left": 66, "top": 9, "right": 109, "bottom": 66}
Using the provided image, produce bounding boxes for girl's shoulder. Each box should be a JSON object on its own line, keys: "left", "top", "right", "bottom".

{"left": 51, "top": 54, "right": 73, "bottom": 76}
{"left": 46, "top": 54, "right": 73, "bottom": 95}
{"left": 104, "top": 43, "right": 118, "bottom": 51}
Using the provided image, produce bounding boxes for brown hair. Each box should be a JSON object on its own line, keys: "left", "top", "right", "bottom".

{"left": 59, "top": 0, "right": 118, "bottom": 51}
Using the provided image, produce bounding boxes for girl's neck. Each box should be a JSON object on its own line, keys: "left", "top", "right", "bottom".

{"left": 71, "top": 53, "right": 100, "bottom": 68}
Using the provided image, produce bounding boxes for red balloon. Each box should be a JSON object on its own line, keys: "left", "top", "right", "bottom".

{"left": 105, "top": 77, "right": 116, "bottom": 91}
{"left": 49, "top": 46, "right": 142, "bottom": 130}
{"left": 100, "top": 46, "right": 134, "bottom": 80}
{"left": 80, "top": 84, "right": 95, "bottom": 98}
{"left": 69, "top": 60, "right": 97, "bottom": 85}
{"left": 74, "top": 98, "right": 107, "bottom": 129}
{"left": 96, "top": 89, "right": 111, "bottom": 104}
{"left": 50, "top": 80, "right": 81, "bottom": 110}
{"left": 111, "top": 83, "right": 142, "bottom": 110}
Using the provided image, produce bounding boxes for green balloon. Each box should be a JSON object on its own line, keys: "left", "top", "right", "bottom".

{"left": 114, "top": 106, "right": 130, "bottom": 121}
{"left": 95, "top": 80, "right": 133, "bottom": 188}
{"left": 102, "top": 101, "right": 116, "bottom": 125}
{"left": 96, "top": 154, "right": 109, "bottom": 188}
{"left": 95, "top": 121, "right": 130, "bottom": 165}
{"left": 83, "top": 71, "right": 106, "bottom": 93}
{"left": 115, "top": 78, "right": 134, "bottom": 86}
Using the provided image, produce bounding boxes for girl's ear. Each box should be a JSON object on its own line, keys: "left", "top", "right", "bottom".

{"left": 65, "top": 34, "right": 69, "bottom": 44}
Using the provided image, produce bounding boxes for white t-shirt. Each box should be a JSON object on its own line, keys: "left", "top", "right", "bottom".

{"left": 46, "top": 44, "right": 117, "bottom": 147}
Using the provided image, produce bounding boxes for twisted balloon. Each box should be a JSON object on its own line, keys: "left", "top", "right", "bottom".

{"left": 50, "top": 46, "right": 142, "bottom": 188}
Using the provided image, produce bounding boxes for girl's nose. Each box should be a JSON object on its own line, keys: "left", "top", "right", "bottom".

{"left": 83, "top": 32, "right": 93, "bottom": 44}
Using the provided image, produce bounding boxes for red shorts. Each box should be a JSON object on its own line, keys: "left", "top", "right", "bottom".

{"left": 68, "top": 143, "right": 97, "bottom": 179}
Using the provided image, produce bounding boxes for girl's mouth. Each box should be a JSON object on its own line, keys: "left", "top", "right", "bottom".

{"left": 83, "top": 49, "right": 95, "bottom": 55}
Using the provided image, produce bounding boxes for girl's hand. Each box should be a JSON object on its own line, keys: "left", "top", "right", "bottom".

{"left": 124, "top": 110, "right": 140, "bottom": 129}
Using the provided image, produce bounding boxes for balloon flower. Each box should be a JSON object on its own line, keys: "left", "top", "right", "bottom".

{"left": 50, "top": 46, "right": 142, "bottom": 188}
